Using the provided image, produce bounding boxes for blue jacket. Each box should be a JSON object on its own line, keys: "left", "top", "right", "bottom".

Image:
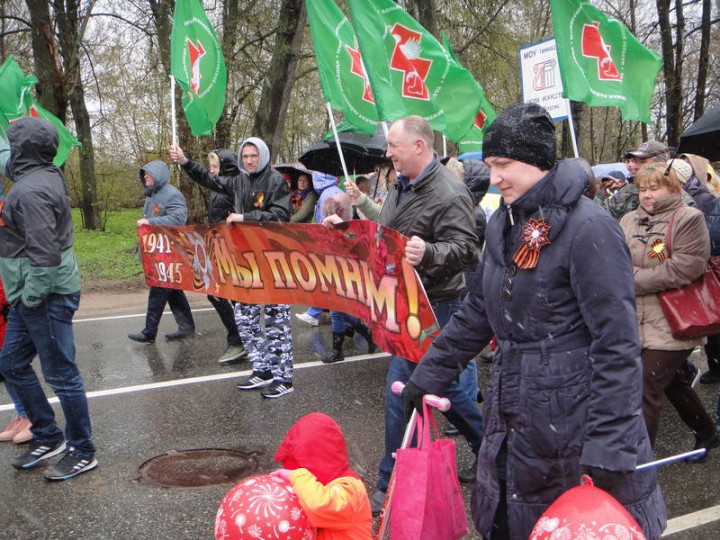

{"left": 410, "top": 159, "right": 666, "bottom": 539}
{"left": 140, "top": 160, "right": 187, "bottom": 226}
{"left": 312, "top": 171, "right": 342, "bottom": 224}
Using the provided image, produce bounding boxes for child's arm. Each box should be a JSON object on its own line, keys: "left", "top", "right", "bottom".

{"left": 287, "top": 468, "right": 366, "bottom": 531}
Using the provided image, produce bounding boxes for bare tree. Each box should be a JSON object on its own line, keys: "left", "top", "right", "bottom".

{"left": 25, "top": 0, "right": 101, "bottom": 229}
{"left": 251, "top": 0, "right": 306, "bottom": 158}
{"left": 657, "top": 0, "right": 684, "bottom": 147}
{"left": 694, "top": 0, "right": 711, "bottom": 120}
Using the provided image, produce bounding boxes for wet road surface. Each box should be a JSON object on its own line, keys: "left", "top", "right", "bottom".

{"left": 0, "top": 291, "right": 718, "bottom": 539}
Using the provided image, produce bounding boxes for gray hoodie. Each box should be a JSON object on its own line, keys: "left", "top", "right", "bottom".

{"left": 140, "top": 160, "right": 187, "bottom": 226}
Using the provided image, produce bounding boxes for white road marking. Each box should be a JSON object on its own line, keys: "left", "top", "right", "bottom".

{"left": 662, "top": 504, "right": 720, "bottom": 535}
{"left": 0, "top": 352, "right": 388, "bottom": 412}
{"left": 74, "top": 307, "right": 215, "bottom": 323}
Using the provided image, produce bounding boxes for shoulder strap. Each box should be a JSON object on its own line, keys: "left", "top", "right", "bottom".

{"left": 665, "top": 209, "right": 680, "bottom": 256}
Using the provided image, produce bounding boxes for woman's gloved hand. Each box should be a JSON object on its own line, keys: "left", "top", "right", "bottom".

{"left": 579, "top": 465, "right": 625, "bottom": 492}
{"left": 401, "top": 380, "right": 427, "bottom": 421}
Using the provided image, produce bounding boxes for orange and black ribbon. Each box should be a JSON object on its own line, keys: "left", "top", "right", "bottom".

{"left": 513, "top": 218, "right": 552, "bottom": 270}
{"left": 648, "top": 239, "right": 668, "bottom": 262}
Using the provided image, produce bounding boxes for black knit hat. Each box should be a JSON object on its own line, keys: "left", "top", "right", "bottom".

{"left": 482, "top": 103, "right": 556, "bottom": 170}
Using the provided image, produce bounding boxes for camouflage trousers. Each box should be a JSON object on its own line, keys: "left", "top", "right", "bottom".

{"left": 234, "top": 303, "right": 293, "bottom": 383}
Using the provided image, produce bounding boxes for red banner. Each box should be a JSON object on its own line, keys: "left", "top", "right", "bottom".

{"left": 138, "top": 221, "right": 440, "bottom": 362}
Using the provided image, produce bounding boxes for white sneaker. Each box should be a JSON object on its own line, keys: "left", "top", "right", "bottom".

{"left": 295, "top": 312, "right": 319, "bottom": 327}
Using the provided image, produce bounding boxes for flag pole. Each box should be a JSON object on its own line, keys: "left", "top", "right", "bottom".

{"left": 442, "top": 134, "right": 447, "bottom": 157}
{"left": 325, "top": 102, "right": 351, "bottom": 180}
{"left": 170, "top": 75, "right": 178, "bottom": 149}
{"left": 565, "top": 99, "right": 579, "bottom": 158}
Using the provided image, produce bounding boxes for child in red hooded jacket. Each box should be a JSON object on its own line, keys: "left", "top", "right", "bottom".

{"left": 272, "top": 412, "right": 372, "bottom": 540}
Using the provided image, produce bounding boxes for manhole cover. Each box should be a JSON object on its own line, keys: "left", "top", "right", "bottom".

{"left": 138, "top": 449, "right": 258, "bottom": 488}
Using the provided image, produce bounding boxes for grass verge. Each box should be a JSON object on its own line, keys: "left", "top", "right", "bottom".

{"left": 72, "top": 208, "right": 144, "bottom": 288}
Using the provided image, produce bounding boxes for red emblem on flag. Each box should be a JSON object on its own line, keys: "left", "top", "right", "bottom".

{"left": 186, "top": 39, "right": 206, "bottom": 94}
{"left": 389, "top": 24, "right": 431, "bottom": 100}
{"left": 581, "top": 22, "right": 621, "bottom": 81}
{"left": 474, "top": 109, "right": 487, "bottom": 130}
{"left": 346, "top": 44, "right": 374, "bottom": 103}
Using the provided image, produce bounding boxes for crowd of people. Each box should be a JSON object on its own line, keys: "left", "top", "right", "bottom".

{"left": 1, "top": 107, "right": 719, "bottom": 539}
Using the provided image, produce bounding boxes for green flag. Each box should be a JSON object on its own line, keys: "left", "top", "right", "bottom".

{"left": 306, "top": 0, "right": 378, "bottom": 134}
{"left": 442, "top": 36, "right": 496, "bottom": 153}
{"left": 0, "top": 110, "right": 10, "bottom": 175}
{"left": 550, "top": 0, "right": 662, "bottom": 123}
{"left": 345, "top": 0, "right": 483, "bottom": 140}
{"left": 0, "top": 56, "right": 81, "bottom": 167}
{"left": 28, "top": 101, "right": 82, "bottom": 167}
{"left": 170, "top": 0, "right": 227, "bottom": 136}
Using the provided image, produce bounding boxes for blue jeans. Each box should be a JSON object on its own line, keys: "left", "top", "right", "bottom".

{"left": 307, "top": 306, "right": 323, "bottom": 319}
{"left": 376, "top": 296, "right": 484, "bottom": 492}
{"left": 4, "top": 381, "right": 27, "bottom": 417}
{"left": 0, "top": 293, "right": 94, "bottom": 454}
{"left": 330, "top": 311, "right": 358, "bottom": 334}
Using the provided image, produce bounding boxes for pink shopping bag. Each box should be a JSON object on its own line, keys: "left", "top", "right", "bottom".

{"left": 390, "top": 401, "right": 468, "bottom": 540}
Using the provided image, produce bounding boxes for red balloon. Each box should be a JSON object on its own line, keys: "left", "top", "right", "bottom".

{"left": 215, "top": 475, "right": 316, "bottom": 540}
{"left": 529, "top": 476, "right": 646, "bottom": 540}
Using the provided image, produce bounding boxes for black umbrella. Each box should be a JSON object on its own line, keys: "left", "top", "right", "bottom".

{"left": 274, "top": 162, "right": 311, "bottom": 190}
{"left": 299, "top": 128, "right": 390, "bottom": 176}
{"left": 677, "top": 106, "right": 720, "bottom": 162}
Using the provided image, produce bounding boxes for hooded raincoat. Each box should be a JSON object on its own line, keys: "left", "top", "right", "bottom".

{"left": 275, "top": 413, "right": 372, "bottom": 540}
{"left": 0, "top": 117, "right": 80, "bottom": 307}
{"left": 207, "top": 149, "right": 238, "bottom": 223}
{"left": 410, "top": 159, "right": 666, "bottom": 539}
{"left": 140, "top": 160, "right": 187, "bottom": 226}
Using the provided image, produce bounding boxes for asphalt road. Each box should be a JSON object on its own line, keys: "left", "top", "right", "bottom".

{"left": 0, "top": 291, "right": 718, "bottom": 539}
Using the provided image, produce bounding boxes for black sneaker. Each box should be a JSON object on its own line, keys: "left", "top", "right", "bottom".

{"left": 128, "top": 332, "right": 155, "bottom": 344}
{"left": 458, "top": 462, "right": 478, "bottom": 484}
{"left": 687, "top": 432, "right": 720, "bottom": 463}
{"left": 12, "top": 440, "right": 67, "bottom": 470}
{"left": 236, "top": 371, "right": 273, "bottom": 390}
{"left": 261, "top": 381, "right": 294, "bottom": 399}
{"left": 700, "top": 370, "right": 720, "bottom": 385}
{"left": 44, "top": 448, "right": 98, "bottom": 481}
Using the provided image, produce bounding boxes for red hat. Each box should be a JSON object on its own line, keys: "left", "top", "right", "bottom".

{"left": 274, "top": 413, "right": 359, "bottom": 485}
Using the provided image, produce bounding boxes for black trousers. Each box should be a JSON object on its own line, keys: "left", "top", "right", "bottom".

{"left": 207, "top": 295, "right": 242, "bottom": 346}
{"left": 142, "top": 287, "right": 195, "bottom": 338}
{"left": 704, "top": 333, "right": 720, "bottom": 373}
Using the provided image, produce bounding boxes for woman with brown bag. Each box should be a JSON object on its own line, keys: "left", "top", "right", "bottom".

{"left": 620, "top": 161, "right": 719, "bottom": 460}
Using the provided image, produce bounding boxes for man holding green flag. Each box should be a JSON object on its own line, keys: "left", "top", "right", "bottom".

{"left": 170, "top": 0, "right": 227, "bottom": 137}
{"left": 550, "top": 0, "right": 662, "bottom": 123}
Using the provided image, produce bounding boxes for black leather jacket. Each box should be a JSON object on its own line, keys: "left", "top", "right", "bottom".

{"left": 183, "top": 160, "right": 290, "bottom": 223}
{"left": 378, "top": 157, "right": 478, "bottom": 301}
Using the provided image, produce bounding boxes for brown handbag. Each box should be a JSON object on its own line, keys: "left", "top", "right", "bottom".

{"left": 657, "top": 210, "right": 720, "bottom": 339}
